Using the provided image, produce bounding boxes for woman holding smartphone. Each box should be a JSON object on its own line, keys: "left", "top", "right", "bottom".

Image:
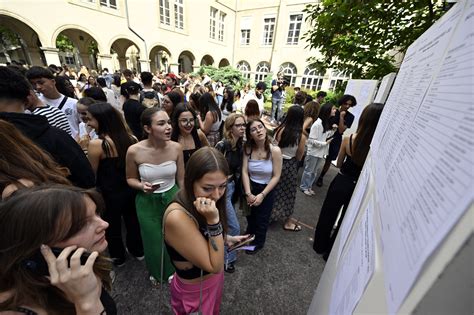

{"left": 242, "top": 119, "right": 282, "bottom": 254}
{"left": 0, "top": 185, "right": 116, "bottom": 315}
{"left": 163, "top": 147, "right": 247, "bottom": 314}
{"left": 126, "top": 107, "right": 184, "bottom": 284}
{"left": 300, "top": 103, "right": 336, "bottom": 196}
{"left": 86, "top": 102, "right": 144, "bottom": 267}
{"left": 313, "top": 103, "right": 384, "bottom": 260}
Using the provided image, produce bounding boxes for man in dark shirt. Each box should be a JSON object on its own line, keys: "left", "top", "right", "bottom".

{"left": 317, "top": 94, "right": 357, "bottom": 187}
{"left": 122, "top": 82, "right": 146, "bottom": 140}
{"left": 0, "top": 66, "right": 95, "bottom": 188}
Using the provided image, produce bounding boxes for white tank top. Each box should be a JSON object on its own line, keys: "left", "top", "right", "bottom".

{"left": 138, "top": 161, "right": 176, "bottom": 193}
{"left": 248, "top": 158, "right": 273, "bottom": 184}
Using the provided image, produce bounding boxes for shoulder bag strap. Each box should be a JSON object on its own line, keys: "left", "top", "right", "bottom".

{"left": 58, "top": 96, "right": 68, "bottom": 110}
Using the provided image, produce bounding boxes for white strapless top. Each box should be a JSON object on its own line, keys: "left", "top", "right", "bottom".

{"left": 138, "top": 161, "right": 176, "bottom": 193}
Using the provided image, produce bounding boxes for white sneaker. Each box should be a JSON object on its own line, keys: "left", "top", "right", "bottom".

{"left": 308, "top": 188, "right": 316, "bottom": 195}
{"left": 303, "top": 189, "right": 313, "bottom": 196}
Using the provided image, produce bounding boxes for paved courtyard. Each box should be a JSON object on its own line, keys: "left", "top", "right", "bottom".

{"left": 111, "top": 167, "right": 338, "bottom": 314}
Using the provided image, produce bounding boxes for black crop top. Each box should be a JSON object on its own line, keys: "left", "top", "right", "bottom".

{"left": 340, "top": 135, "right": 362, "bottom": 180}
{"left": 164, "top": 208, "right": 210, "bottom": 280}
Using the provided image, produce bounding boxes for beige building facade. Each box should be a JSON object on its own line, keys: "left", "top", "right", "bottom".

{"left": 0, "top": 0, "right": 347, "bottom": 91}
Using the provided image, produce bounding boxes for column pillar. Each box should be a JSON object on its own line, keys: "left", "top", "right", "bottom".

{"left": 139, "top": 59, "right": 150, "bottom": 72}
{"left": 97, "top": 54, "right": 115, "bottom": 72}
{"left": 40, "top": 47, "right": 61, "bottom": 66}
{"left": 192, "top": 65, "right": 201, "bottom": 73}
{"left": 118, "top": 57, "right": 127, "bottom": 70}
{"left": 28, "top": 47, "right": 45, "bottom": 66}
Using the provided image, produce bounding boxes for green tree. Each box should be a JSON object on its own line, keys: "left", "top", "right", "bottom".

{"left": 195, "top": 65, "right": 248, "bottom": 89}
{"left": 56, "top": 34, "right": 75, "bottom": 52}
{"left": 303, "top": 1, "right": 449, "bottom": 80}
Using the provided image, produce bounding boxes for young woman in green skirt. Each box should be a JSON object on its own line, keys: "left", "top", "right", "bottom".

{"left": 126, "top": 107, "right": 185, "bottom": 283}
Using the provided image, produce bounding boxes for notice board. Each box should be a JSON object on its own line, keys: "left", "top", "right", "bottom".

{"left": 343, "top": 79, "right": 379, "bottom": 135}
{"left": 307, "top": 1, "right": 474, "bottom": 314}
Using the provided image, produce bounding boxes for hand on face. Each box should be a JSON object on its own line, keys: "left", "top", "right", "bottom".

{"left": 193, "top": 197, "right": 219, "bottom": 224}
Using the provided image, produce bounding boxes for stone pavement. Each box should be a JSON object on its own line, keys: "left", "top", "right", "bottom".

{"left": 111, "top": 167, "right": 338, "bottom": 314}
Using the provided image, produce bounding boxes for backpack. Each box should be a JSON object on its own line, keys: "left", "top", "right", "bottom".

{"left": 140, "top": 90, "right": 160, "bottom": 108}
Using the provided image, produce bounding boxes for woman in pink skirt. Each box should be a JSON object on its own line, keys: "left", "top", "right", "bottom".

{"left": 163, "top": 147, "right": 247, "bottom": 314}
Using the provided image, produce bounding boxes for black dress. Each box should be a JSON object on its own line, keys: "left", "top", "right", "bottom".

{"left": 96, "top": 140, "right": 144, "bottom": 260}
{"left": 313, "top": 135, "right": 362, "bottom": 256}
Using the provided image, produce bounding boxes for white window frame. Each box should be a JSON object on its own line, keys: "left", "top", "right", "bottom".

{"left": 159, "top": 0, "right": 171, "bottom": 25}
{"left": 279, "top": 62, "right": 297, "bottom": 86}
{"left": 302, "top": 67, "right": 324, "bottom": 91}
{"left": 237, "top": 61, "right": 251, "bottom": 79}
{"left": 287, "top": 14, "right": 303, "bottom": 45}
{"left": 329, "top": 70, "right": 349, "bottom": 92}
{"left": 262, "top": 17, "right": 276, "bottom": 46}
{"left": 240, "top": 29, "right": 250, "bottom": 45}
{"left": 99, "top": 0, "right": 117, "bottom": 9}
{"left": 174, "top": 0, "right": 184, "bottom": 29}
{"left": 218, "top": 11, "right": 226, "bottom": 42}
{"left": 209, "top": 7, "right": 218, "bottom": 39}
{"left": 255, "top": 61, "right": 270, "bottom": 82}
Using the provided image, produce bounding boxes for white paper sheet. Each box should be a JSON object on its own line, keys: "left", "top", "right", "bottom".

{"left": 336, "top": 159, "right": 371, "bottom": 261}
{"left": 371, "top": 1, "right": 465, "bottom": 189}
{"left": 328, "top": 201, "right": 375, "bottom": 315}
{"left": 376, "top": 2, "right": 474, "bottom": 313}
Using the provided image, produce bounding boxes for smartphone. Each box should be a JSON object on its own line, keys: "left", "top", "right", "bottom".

{"left": 151, "top": 180, "right": 164, "bottom": 189}
{"left": 22, "top": 247, "right": 90, "bottom": 276}
{"left": 227, "top": 234, "right": 255, "bottom": 253}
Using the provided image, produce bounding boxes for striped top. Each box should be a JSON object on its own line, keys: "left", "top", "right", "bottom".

{"left": 32, "top": 104, "right": 72, "bottom": 136}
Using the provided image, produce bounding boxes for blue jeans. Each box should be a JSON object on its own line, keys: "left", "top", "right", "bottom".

{"left": 224, "top": 180, "right": 240, "bottom": 264}
{"left": 271, "top": 97, "right": 283, "bottom": 121}
{"left": 300, "top": 155, "right": 325, "bottom": 191}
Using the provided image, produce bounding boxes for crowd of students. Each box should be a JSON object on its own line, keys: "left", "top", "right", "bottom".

{"left": 0, "top": 63, "right": 384, "bottom": 314}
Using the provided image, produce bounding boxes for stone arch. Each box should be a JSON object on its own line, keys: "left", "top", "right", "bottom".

{"left": 109, "top": 37, "right": 141, "bottom": 71}
{"left": 178, "top": 50, "right": 195, "bottom": 73}
{"left": 279, "top": 62, "right": 298, "bottom": 86}
{"left": 218, "top": 58, "right": 230, "bottom": 68}
{"left": 200, "top": 54, "right": 214, "bottom": 67}
{"left": 236, "top": 60, "right": 251, "bottom": 80}
{"left": 0, "top": 12, "right": 47, "bottom": 66}
{"left": 52, "top": 26, "right": 101, "bottom": 70}
{"left": 255, "top": 61, "right": 270, "bottom": 83}
{"left": 149, "top": 44, "right": 172, "bottom": 73}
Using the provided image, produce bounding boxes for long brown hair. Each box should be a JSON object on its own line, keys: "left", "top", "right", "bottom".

{"left": 244, "top": 119, "right": 271, "bottom": 159}
{"left": 172, "top": 147, "right": 229, "bottom": 231}
{"left": 87, "top": 102, "right": 136, "bottom": 167}
{"left": 0, "top": 185, "right": 112, "bottom": 314}
{"left": 303, "top": 101, "right": 320, "bottom": 122}
{"left": 351, "top": 103, "right": 384, "bottom": 166}
{"left": 0, "top": 120, "right": 70, "bottom": 191}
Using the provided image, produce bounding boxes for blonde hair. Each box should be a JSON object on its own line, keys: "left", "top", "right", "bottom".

{"left": 223, "top": 113, "right": 245, "bottom": 149}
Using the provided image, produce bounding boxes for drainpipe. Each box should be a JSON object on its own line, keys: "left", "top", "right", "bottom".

{"left": 269, "top": 0, "right": 282, "bottom": 73}
{"left": 125, "top": 0, "right": 147, "bottom": 71}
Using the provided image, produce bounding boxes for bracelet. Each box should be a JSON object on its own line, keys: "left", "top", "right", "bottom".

{"left": 260, "top": 192, "right": 266, "bottom": 198}
{"left": 205, "top": 222, "right": 223, "bottom": 237}
{"left": 245, "top": 192, "right": 251, "bottom": 197}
